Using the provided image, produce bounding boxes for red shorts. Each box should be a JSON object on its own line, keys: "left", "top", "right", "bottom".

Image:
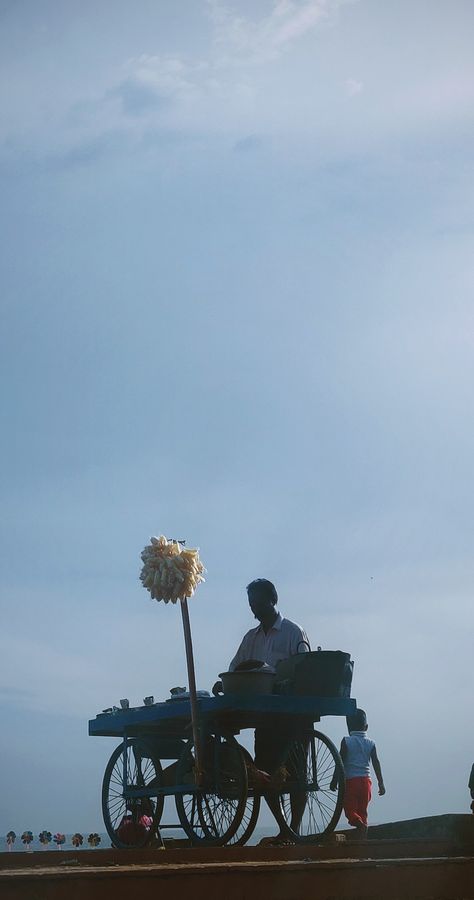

{"left": 344, "top": 776, "right": 372, "bottom": 827}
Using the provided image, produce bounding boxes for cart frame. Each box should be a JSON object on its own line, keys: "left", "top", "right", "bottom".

{"left": 89, "top": 693, "right": 356, "bottom": 847}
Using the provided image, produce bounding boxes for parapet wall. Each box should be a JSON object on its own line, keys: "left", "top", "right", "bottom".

{"left": 1, "top": 815, "right": 473, "bottom": 900}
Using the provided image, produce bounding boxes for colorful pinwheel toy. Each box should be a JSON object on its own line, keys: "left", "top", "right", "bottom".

{"left": 71, "top": 833, "right": 83, "bottom": 848}
{"left": 39, "top": 830, "right": 52, "bottom": 847}
{"left": 6, "top": 831, "right": 16, "bottom": 851}
{"left": 53, "top": 833, "right": 66, "bottom": 848}
{"left": 88, "top": 833, "right": 101, "bottom": 848}
{"left": 21, "top": 831, "right": 33, "bottom": 848}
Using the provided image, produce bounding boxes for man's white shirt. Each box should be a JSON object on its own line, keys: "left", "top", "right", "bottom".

{"left": 229, "top": 613, "right": 309, "bottom": 671}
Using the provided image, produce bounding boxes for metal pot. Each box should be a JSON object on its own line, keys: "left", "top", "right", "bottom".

{"left": 218, "top": 670, "right": 275, "bottom": 696}
{"left": 274, "top": 649, "right": 353, "bottom": 698}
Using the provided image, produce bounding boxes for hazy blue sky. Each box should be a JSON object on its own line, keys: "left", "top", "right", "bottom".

{"left": 1, "top": 0, "right": 473, "bottom": 835}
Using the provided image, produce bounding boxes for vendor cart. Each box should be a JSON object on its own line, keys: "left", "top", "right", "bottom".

{"left": 89, "top": 692, "right": 356, "bottom": 847}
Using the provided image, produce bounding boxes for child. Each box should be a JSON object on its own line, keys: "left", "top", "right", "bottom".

{"left": 116, "top": 797, "right": 157, "bottom": 846}
{"left": 335, "top": 707, "right": 385, "bottom": 838}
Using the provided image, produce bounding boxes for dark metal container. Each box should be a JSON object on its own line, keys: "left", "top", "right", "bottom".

{"left": 218, "top": 670, "right": 275, "bottom": 695}
{"left": 275, "top": 650, "right": 353, "bottom": 698}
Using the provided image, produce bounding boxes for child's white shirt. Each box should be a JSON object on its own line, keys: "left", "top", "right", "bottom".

{"left": 343, "top": 731, "right": 375, "bottom": 779}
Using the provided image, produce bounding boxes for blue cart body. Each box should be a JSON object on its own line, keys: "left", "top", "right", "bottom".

{"left": 89, "top": 693, "right": 357, "bottom": 744}
{"left": 91, "top": 694, "right": 357, "bottom": 847}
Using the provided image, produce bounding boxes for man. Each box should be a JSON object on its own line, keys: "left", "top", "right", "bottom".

{"left": 230, "top": 578, "right": 309, "bottom": 675}
{"left": 229, "top": 578, "right": 310, "bottom": 841}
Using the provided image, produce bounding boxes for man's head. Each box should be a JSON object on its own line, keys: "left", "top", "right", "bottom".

{"left": 246, "top": 578, "right": 278, "bottom": 623}
{"left": 346, "top": 708, "right": 368, "bottom": 733}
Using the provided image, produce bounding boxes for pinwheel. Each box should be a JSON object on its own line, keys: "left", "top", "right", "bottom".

{"left": 21, "top": 831, "right": 33, "bottom": 849}
{"left": 6, "top": 831, "right": 16, "bottom": 851}
{"left": 87, "top": 833, "right": 101, "bottom": 848}
{"left": 53, "top": 833, "right": 65, "bottom": 849}
{"left": 39, "top": 830, "right": 52, "bottom": 848}
{"left": 71, "top": 833, "right": 83, "bottom": 848}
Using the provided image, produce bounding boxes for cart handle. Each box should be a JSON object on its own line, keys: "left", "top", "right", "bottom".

{"left": 212, "top": 680, "right": 224, "bottom": 697}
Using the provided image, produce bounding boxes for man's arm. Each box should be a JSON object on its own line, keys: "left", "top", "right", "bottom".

{"left": 371, "top": 746, "right": 386, "bottom": 795}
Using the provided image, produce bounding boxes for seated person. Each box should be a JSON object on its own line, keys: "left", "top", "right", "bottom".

{"left": 116, "top": 797, "right": 156, "bottom": 846}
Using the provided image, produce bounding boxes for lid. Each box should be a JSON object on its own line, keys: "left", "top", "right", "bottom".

{"left": 165, "top": 690, "right": 210, "bottom": 702}
{"left": 219, "top": 664, "right": 275, "bottom": 676}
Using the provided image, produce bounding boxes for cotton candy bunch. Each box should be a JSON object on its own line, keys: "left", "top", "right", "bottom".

{"left": 140, "top": 535, "right": 205, "bottom": 603}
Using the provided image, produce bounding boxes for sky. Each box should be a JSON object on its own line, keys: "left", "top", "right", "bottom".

{"left": 0, "top": 0, "right": 473, "bottom": 836}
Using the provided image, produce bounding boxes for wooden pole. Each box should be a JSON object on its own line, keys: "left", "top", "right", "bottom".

{"left": 180, "top": 596, "right": 204, "bottom": 784}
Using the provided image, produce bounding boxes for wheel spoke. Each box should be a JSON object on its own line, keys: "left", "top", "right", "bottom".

{"left": 276, "top": 730, "right": 344, "bottom": 842}
{"left": 175, "top": 737, "right": 247, "bottom": 845}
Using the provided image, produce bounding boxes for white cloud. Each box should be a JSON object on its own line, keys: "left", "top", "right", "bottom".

{"left": 120, "top": 2, "right": 345, "bottom": 111}
{"left": 345, "top": 77, "right": 363, "bottom": 96}
{"left": 206, "top": 0, "right": 347, "bottom": 65}
{"left": 123, "top": 54, "right": 201, "bottom": 100}
{"left": 2, "top": 1, "right": 474, "bottom": 173}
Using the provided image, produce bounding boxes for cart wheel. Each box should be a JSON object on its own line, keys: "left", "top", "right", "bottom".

{"left": 175, "top": 735, "right": 248, "bottom": 845}
{"left": 102, "top": 739, "right": 164, "bottom": 849}
{"left": 226, "top": 791, "right": 261, "bottom": 846}
{"left": 273, "top": 729, "right": 345, "bottom": 843}
{"left": 226, "top": 745, "right": 260, "bottom": 846}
